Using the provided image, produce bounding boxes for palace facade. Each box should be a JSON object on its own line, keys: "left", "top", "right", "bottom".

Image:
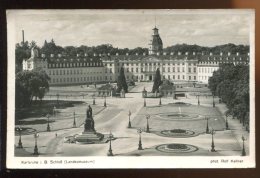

{"left": 23, "top": 26, "right": 250, "bottom": 86}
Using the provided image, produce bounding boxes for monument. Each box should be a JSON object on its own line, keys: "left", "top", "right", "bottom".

{"left": 75, "top": 105, "right": 104, "bottom": 144}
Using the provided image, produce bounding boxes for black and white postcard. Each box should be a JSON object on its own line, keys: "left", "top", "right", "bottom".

{"left": 6, "top": 9, "right": 255, "bottom": 168}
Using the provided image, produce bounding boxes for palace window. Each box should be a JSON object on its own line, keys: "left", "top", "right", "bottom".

{"left": 136, "top": 68, "right": 138, "bottom": 72}
{"left": 188, "top": 68, "right": 191, "bottom": 73}
{"left": 131, "top": 68, "right": 134, "bottom": 72}
{"left": 173, "top": 75, "right": 175, "bottom": 79}
{"left": 162, "top": 67, "right": 165, "bottom": 72}
{"left": 194, "top": 76, "right": 196, "bottom": 80}
{"left": 168, "top": 68, "right": 170, "bottom": 72}
{"left": 183, "top": 75, "right": 185, "bottom": 80}
{"left": 189, "top": 76, "right": 191, "bottom": 80}
{"left": 182, "top": 67, "right": 185, "bottom": 72}
{"left": 177, "top": 67, "right": 180, "bottom": 72}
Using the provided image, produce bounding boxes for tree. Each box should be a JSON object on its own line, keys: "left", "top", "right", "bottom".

{"left": 208, "top": 64, "right": 249, "bottom": 129}
{"left": 16, "top": 69, "right": 50, "bottom": 108}
{"left": 117, "top": 67, "right": 128, "bottom": 93}
{"left": 15, "top": 41, "right": 30, "bottom": 73}
{"left": 152, "top": 68, "right": 162, "bottom": 93}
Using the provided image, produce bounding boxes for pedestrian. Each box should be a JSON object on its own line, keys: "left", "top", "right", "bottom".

{"left": 55, "top": 133, "right": 57, "bottom": 138}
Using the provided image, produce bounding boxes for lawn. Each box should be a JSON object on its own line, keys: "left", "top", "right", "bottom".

{"left": 15, "top": 100, "right": 105, "bottom": 132}
{"left": 131, "top": 103, "right": 225, "bottom": 135}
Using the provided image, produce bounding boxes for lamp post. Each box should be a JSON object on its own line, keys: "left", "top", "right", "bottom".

{"left": 212, "top": 94, "right": 215, "bottom": 107}
{"left": 73, "top": 111, "right": 76, "bottom": 128}
{"left": 210, "top": 129, "right": 216, "bottom": 152}
{"left": 205, "top": 117, "right": 209, "bottom": 134}
{"left": 241, "top": 135, "right": 246, "bottom": 156}
{"left": 16, "top": 127, "right": 23, "bottom": 148}
{"left": 137, "top": 128, "right": 143, "bottom": 150}
{"left": 33, "top": 131, "right": 39, "bottom": 155}
{"left": 159, "top": 97, "right": 162, "bottom": 105}
{"left": 104, "top": 96, "right": 107, "bottom": 107}
{"left": 107, "top": 131, "right": 113, "bottom": 156}
{"left": 128, "top": 110, "right": 132, "bottom": 128}
{"left": 198, "top": 94, "right": 200, "bottom": 106}
{"left": 53, "top": 106, "right": 56, "bottom": 117}
{"left": 226, "top": 115, "right": 229, "bottom": 130}
{"left": 144, "top": 98, "right": 146, "bottom": 107}
{"left": 46, "top": 114, "right": 51, "bottom": 132}
{"left": 93, "top": 97, "right": 96, "bottom": 105}
{"left": 146, "top": 114, "right": 150, "bottom": 133}
{"left": 56, "top": 93, "right": 59, "bottom": 105}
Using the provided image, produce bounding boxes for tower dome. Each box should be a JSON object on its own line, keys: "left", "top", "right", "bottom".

{"left": 149, "top": 26, "right": 163, "bottom": 55}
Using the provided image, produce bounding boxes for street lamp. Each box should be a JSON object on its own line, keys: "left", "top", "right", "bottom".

{"left": 159, "top": 97, "right": 162, "bottom": 105}
{"left": 16, "top": 127, "right": 23, "bottom": 148}
{"left": 144, "top": 98, "right": 146, "bottom": 107}
{"left": 137, "top": 128, "right": 143, "bottom": 150}
{"left": 33, "top": 131, "right": 39, "bottom": 155}
{"left": 128, "top": 110, "right": 132, "bottom": 128}
{"left": 226, "top": 115, "right": 229, "bottom": 130}
{"left": 93, "top": 96, "right": 96, "bottom": 105}
{"left": 107, "top": 131, "right": 113, "bottom": 156}
{"left": 73, "top": 111, "right": 76, "bottom": 128}
{"left": 212, "top": 94, "right": 215, "bottom": 107}
{"left": 46, "top": 114, "right": 51, "bottom": 132}
{"left": 205, "top": 117, "right": 209, "bottom": 134}
{"left": 241, "top": 135, "right": 246, "bottom": 156}
{"left": 198, "top": 94, "right": 200, "bottom": 106}
{"left": 53, "top": 106, "right": 56, "bottom": 117}
{"left": 104, "top": 96, "right": 107, "bottom": 107}
{"left": 210, "top": 129, "right": 216, "bottom": 152}
{"left": 56, "top": 93, "right": 59, "bottom": 105}
{"left": 146, "top": 114, "right": 150, "bottom": 133}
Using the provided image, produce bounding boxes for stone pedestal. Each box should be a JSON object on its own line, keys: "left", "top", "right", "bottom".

{"left": 75, "top": 105, "right": 104, "bottom": 144}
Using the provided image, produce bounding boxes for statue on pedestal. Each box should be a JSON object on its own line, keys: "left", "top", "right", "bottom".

{"left": 84, "top": 105, "right": 95, "bottom": 132}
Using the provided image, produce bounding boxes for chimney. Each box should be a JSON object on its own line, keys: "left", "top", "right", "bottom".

{"left": 58, "top": 54, "right": 62, "bottom": 58}
{"left": 22, "top": 30, "right": 24, "bottom": 44}
{"left": 77, "top": 53, "right": 80, "bottom": 57}
{"left": 193, "top": 52, "right": 196, "bottom": 55}
{"left": 50, "top": 54, "right": 54, "bottom": 57}
{"left": 236, "top": 52, "right": 240, "bottom": 56}
{"left": 170, "top": 52, "right": 174, "bottom": 55}
{"left": 143, "top": 52, "right": 146, "bottom": 56}
{"left": 99, "top": 54, "right": 102, "bottom": 57}
{"left": 84, "top": 53, "right": 88, "bottom": 57}
{"left": 185, "top": 52, "right": 189, "bottom": 55}
{"left": 228, "top": 52, "right": 231, "bottom": 56}
{"left": 136, "top": 53, "right": 139, "bottom": 56}
{"left": 210, "top": 52, "right": 213, "bottom": 56}
{"left": 41, "top": 54, "right": 45, "bottom": 58}
{"left": 116, "top": 53, "right": 119, "bottom": 56}
{"left": 163, "top": 52, "right": 166, "bottom": 55}
{"left": 126, "top": 53, "right": 129, "bottom": 56}
{"left": 93, "top": 53, "right": 97, "bottom": 56}
{"left": 178, "top": 51, "right": 181, "bottom": 55}
{"left": 157, "top": 52, "right": 160, "bottom": 56}
{"left": 107, "top": 53, "right": 110, "bottom": 56}
{"left": 220, "top": 52, "right": 223, "bottom": 56}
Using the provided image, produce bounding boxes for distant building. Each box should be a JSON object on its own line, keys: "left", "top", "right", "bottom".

{"left": 22, "top": 26, "right": 249, "bottom": 85}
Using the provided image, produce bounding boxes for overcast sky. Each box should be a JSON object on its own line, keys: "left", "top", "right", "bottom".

{"left": 11, "top": 10, "right": 253, "bottom": 49}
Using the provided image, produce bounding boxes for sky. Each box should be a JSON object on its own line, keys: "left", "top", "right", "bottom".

{"left": 10, "top": 10, "right": 253, "bottom": 49}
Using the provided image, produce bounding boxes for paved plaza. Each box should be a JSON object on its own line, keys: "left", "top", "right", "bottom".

{"left": 15, "top": 82, "right": 249, "bottom": 157}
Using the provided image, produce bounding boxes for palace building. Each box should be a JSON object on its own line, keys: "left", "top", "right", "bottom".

{"left": 23, "top": 26, "right": 250, "bottom": 86}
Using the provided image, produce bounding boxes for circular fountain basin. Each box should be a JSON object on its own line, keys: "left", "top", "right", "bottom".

{"left": 156, "top": 143, "right": 198, "bottom": 153}
{"left": 159, "top": 129, "right": 196, "bottom": 138}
